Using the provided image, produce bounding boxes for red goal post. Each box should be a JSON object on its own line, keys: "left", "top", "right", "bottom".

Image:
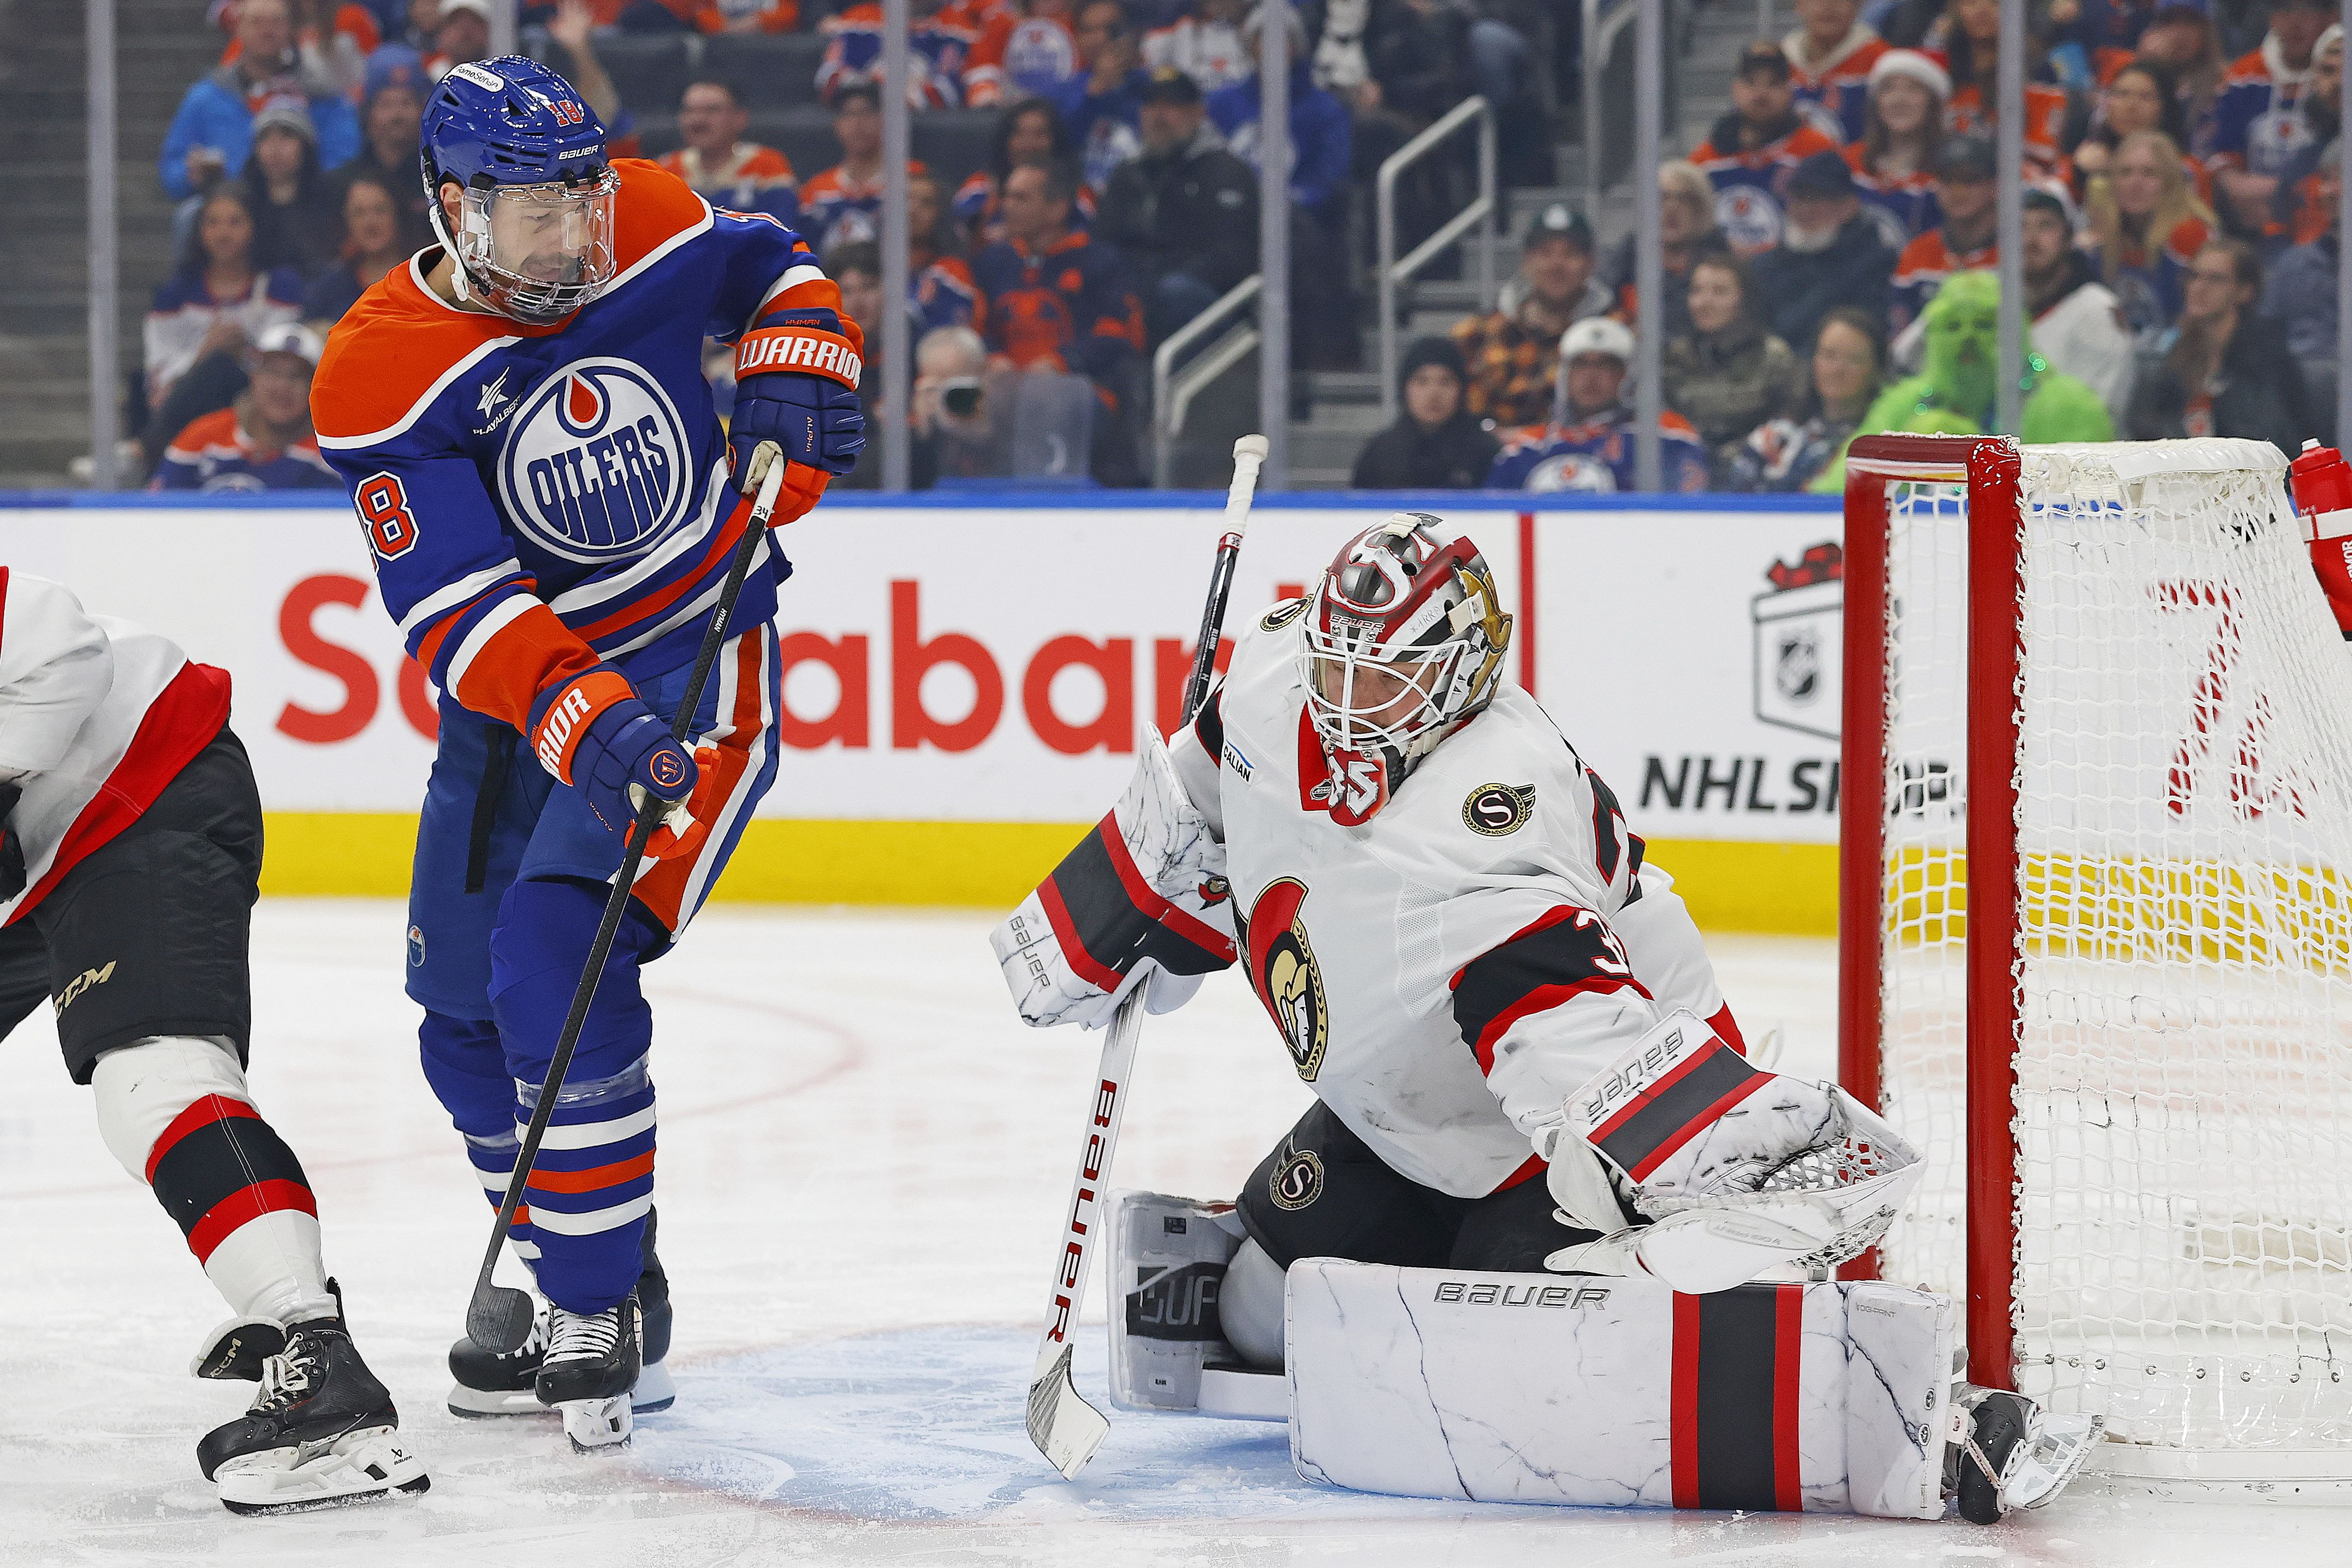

{"left": 1838, "top": 432, "right": 2352, "bottom": 1484}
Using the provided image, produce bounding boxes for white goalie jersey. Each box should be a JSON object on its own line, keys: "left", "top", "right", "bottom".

{"left": 1162, "top": 602, "right": 1739, "bottom": 1198}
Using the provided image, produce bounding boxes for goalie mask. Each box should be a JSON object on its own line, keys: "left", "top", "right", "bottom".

{"left": 421, "top": 58, "right": 619, "bottom": 324}
{"left": 1297, "top": 515, "right": 1512, "bottom": 805}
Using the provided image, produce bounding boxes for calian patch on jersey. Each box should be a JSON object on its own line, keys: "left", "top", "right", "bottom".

{"left": 497, "top": 358, "right": 692, "bottom": 562}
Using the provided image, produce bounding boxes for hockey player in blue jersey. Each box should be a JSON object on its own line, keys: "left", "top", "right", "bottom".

{"left": 310, "top": 56, "right": 864, "bottom": 1450}
{"left": 1486, "top": 318, "right": 1710, "bottom": 493}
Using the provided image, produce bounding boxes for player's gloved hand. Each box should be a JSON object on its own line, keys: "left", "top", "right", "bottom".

{"left": 0, "top": 781, "right": 23, "bottom": 901}
{"left": 527, "top": 668, "right": 704, "bottom": 859}
{"left": 731, "top": 324, "right": 867, "bottom": 525}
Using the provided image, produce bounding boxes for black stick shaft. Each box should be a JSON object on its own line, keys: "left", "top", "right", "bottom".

{"left": 1179, "top": 531, "right": 1242, "bottom": 726}
{"left": 468, "top": 505, "right": 773, "bottom": 1313}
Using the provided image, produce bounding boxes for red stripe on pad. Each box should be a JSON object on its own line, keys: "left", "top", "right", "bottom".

{"left": 1671, "top": 1292, "right": 1702, "bottom": 1510}
{"left": 144, "top": 1095, "right": 260, "bottom": 1184}
{"left": 1091, "top": 811, "right": 1237, "bottom": 962}
{"left": 1773, "top": 1282, "right": 1805, "bottom": 1512}
{"left": 1590, "top": 1038, "right": 1733, "bottom": 1147}
{"left": 1468, "top": 975, "right": 1648, "bottom": 1074}
{"left": 187, "top": 1179, "right": 318, "bottom": 1264}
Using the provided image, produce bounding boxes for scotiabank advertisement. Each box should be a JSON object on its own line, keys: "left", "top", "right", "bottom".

{"left": 0, "top": 497, "right": 1845, "bottom": 844}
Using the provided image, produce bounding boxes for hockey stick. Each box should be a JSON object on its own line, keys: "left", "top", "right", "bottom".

{"left": 1025, "top": 433, "right": 1269, "bottom": 1478}
{"left": 467, "top": 461, "right": 787, "bottom": 1352}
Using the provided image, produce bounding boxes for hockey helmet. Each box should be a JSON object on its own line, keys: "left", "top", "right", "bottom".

{"left": 420, "top": 57, "right": 619, "bottom": 324}
{"left": 1297, "top": 514, "right": 1512, "bottom": 770}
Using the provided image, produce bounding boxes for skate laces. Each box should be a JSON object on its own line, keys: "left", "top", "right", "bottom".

{"left": 544, "top": 1306, "right": 621, "bottom": 1367}
{"left": 253, "top": 1335, "right": 327, "bottom": 1412}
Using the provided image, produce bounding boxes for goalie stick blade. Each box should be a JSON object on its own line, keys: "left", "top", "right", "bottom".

{"left": 1026, "top": 1342, "right": 1109, "bottom": 1479}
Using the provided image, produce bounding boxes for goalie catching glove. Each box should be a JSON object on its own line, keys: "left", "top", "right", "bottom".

{"left": 992, "top": 724, "right": 1237, "bottom": 1028}
{"left": 1542, "top": 1009, "right": 1922, "bottom": 1293}
{"left": 527, "top": 668, "right": 717, "bottom": 860}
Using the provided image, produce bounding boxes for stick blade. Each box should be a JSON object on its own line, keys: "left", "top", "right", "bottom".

{"left": 466, "top": 1282, "right": 537, "bottom": 1354}
{"left": 1026, "top": 1343, "right": 1110, "bottom": 1479}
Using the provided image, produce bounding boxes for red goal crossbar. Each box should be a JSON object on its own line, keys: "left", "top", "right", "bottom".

{"left": 1837, "top": 432, "right": 2023, "bottom": 1393}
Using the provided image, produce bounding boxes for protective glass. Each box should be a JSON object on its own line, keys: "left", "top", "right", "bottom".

{"left": 454, "top": 168, "right": 620, "bottom": 324}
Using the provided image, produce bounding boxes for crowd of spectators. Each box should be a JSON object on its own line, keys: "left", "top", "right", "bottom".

{"left": 1373, "top": 0, "right": 2343, "bottom": 496}
{"left": 136, "top": 0, "right": 1555, "bottom": 490}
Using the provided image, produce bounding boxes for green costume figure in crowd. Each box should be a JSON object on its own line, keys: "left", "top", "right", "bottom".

{"left": 1814, "top": 270, "right": 2115, "bottom": 491}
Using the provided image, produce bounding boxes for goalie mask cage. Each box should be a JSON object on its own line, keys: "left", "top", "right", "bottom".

{"left": 1840, "top": 433, "right": 2352, "bottom": 1487}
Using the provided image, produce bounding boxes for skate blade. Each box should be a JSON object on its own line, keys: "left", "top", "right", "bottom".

{"left": 217, "top": 1429, "right": 431, "bottom": 1516}
{"left": 558, "top": 1394, "right": 633, "bottom": 1454}
{"left": 447, "top": 1382, "right": 551, "bottom": 1419}
{"left": 631, "top": 1360, "right": 675, "bottom": 1414}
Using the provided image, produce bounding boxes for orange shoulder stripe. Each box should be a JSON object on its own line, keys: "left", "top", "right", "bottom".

{"left": 312, "top": 263, "right": 535, "bottom": 446}
{"left": 610, "top": 159, "right": 714, "bottom": 275}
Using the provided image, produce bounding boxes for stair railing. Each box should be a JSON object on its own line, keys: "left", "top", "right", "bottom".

{"left": 1151, "top": 274, "right": 1262, "bottom": 490}
{"left": 1375, "top": 94, "right": 1496, "bottom": 425}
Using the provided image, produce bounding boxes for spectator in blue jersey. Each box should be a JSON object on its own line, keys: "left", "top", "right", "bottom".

{"left": 152, "top": 323, "right": 341, "bottom": 492}
{"left": 955, "top": 98, "right": 1094, "bottom": 252}
{"left": 1487, "top": 317, "right": 1712, "bottom": 494}
{"left": 141, "top": 186, "right": 306, "bottom": 473}
{"left": 1209, "top": 5, "right": 1353, "bottom": 232}
{"left": 1746, "top": 150, "right": 1897, "bottom": 351}
{"left": 657, "top": 79, "right": 801, "bottom": 228}
{"left": 800, "top": 79, "right": 930, "bottom": 254}
{"left": 159, "top": 0, "right": 359, "bottom": 201}
{"left": 818, "top": 0, "right": 976, "bottom": 109}
{"left": 1097, "top": 67, "right": 1259, "bottom": 347}
{"left": 1690, "top": 39, "right": 1845, "bottom": 255}
{"left": 973, "top": 157, "right": 1147, "bottom": 484}
{"left": 907, "top": 173, "right": 985, "bottom": 334}
{"left": 301, "top": 170, "right": 411, "bottom": 324}
{"left": 1054, "top": 0, "right": 1150, "bottom": 193}
{"left": 2208, "top": 0, "right": 2337, "bottom": 238}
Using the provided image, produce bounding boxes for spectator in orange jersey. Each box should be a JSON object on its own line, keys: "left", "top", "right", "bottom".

{"left": 615, "top": 0, "right": 799, "bottom": 31}
{"left": 2083, "top": 129, "right": 2214, "bottom": 330}
{"left": 1785, "top": 0, "right": 1887, "bottom": 141}
{"left": 1690, "top": 40, "right": 1846, "bottom": 254}
{"left": 151, "top": 322, "right": 340, "bottom": 492}
{"left": 1846, "top": 46, "right": 1949, "bottom": 247}
{"left": 1931, "top": 0, "right": 2071, "bottom": 171}
{"left": 658, "top": 79, "right": 800, "bottom": 225}
{"left": 2074, "top": 58, "right": 2209, "bottom": 203}
{"left": 1890, "top": 132, "right": 1999, "bottom": 334}
{"left": 971, "top": 158, "right": 1145, "bottom": 483}
{"left": 964, "top": 0, "right": 1082, "bottom": 105}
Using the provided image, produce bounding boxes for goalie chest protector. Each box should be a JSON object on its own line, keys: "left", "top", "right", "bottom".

{"left": 1203, "top": 615, "right": 1648, "bottom": 1198}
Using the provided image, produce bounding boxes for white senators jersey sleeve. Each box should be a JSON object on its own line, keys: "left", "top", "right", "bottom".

{"left": 1181, "top": 601, "right": 1735, "bottom": 1198}
{"left": 0, "top": 570, "right": 231, "bottom": 923}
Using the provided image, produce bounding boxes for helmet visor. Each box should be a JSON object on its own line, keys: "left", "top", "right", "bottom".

{"left": 455, "top": 169, "right": 619, "bottom": 322}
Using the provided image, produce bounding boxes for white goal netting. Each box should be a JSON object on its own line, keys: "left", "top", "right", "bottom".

{"left": 1870, "top": 439, "right": 2352, "bottom": 1468}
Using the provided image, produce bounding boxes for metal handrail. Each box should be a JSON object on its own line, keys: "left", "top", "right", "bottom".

{"left": 1375, "top": 95, "right": 1496, "bottom": 425}
{"left": 1151, "top": 274, "right": 1262, "bottom": 489}
{"left": 1582, "top": 0, "right": 1637, "bottom": 212}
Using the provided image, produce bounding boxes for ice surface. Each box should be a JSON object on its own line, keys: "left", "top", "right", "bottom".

{"left": 3, "top": 904, "right": 2349, "bottom": 1566}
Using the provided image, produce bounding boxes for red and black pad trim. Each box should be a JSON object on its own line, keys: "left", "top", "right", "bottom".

{"left": 1588, "top": 1032, "right": 1768, "bottom": 1181}
{"left": 1623, "top": 831, "right": 1647, "bottom": 905}
{"left": 1451, "top": 906, "right": 1651, "bottom": 1074}
{"left": 145, "top": 1095, "right": 317, "bottom": 1264}
{"left": 1035, "top": 812, "right": 1239, "bottom": 994}
{"left": 1671, "top": 1284, "right": 1807, "bottom": 1512}
{"left": 1191, "top": 686, "right": 1225, "bottom": 763}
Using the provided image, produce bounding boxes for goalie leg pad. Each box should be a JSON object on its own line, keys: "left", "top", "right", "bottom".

{"left": 1107, "top": 1190, "right": 1246, "bottom": 1412}
{"left": 1287, "top": 1261, "right": 1953, "bottom": 1519}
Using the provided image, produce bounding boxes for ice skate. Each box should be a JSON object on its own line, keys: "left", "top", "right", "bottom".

{"left": 537, "top": 1295, "right": 643, "bottom": 1453}
{"left": 449, "top": 1211, "right": 673, "bottom": 1416}
{"left": 1953, "top": 1386, "right": 2102, "bottom": 1524}
{"left": 197, "top": 1308, "right": 429, "bottom": 1515}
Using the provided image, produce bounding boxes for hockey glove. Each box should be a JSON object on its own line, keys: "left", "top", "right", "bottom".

{"left": 0, "top": 781, "right": 21, "bottom": 900}
{"left": 527, "top": 669, "right": 708, "bottom": 859}
{"left": 731, "top": 325, "right": 866, "bottom": 525}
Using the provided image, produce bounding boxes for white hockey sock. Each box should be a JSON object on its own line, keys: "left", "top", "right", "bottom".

{"left": 91, "top": 1036, "right": 336, "bottom": 1326}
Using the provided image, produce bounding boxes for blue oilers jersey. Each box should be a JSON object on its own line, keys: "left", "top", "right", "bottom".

{"left": 312, "top": 159, "right": 852, "bottom": 735}
{"left": 1486, "top": 414, "right": 1711, "bottom": 495}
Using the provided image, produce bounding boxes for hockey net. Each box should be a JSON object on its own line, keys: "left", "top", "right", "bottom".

{"left": 1841, "top": 435, "right": 2352, "bottom": 1483}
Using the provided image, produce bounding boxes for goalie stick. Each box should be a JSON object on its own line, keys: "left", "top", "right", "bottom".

{"left": 465, "top": 460, "right": 787, "bottom": 1352}
{"left": 1025, "top": 433, "right": 1270, "bottom": 1478}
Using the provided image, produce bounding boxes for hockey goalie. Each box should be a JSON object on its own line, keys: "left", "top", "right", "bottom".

{"left": 992, "top": 514, "right": 2098, "bottom": 1523}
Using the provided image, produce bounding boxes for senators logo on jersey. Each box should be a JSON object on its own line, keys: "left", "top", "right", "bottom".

{"left": 1238, "top": 877, "right": 1328, "bottom": 1082}
{"left": 496, "top": 358, "right": 692, "bottom": 562}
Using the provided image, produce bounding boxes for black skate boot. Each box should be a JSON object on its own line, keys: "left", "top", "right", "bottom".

{"left": 1952, "top": 1385, "right": 2102, "bottom": 1524}
{"left": 448, "top": 1208, "right": 674, "bottom": 1416}
{"left": 198, "top": 1302, "right": 430, "bottom": 1514}
{"left": 537, "top": 1294, "right": 643, "bottom": 1453}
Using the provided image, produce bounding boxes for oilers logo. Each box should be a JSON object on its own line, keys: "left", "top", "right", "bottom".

{"left": 1526, "top": 450, "right": 1619, "bottom": 493}
{"left": 497, "top": 358, "right": 692, "bottom": 562}
{"left": 1714, "top": 186, "right": 1785, "bottom": 254}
